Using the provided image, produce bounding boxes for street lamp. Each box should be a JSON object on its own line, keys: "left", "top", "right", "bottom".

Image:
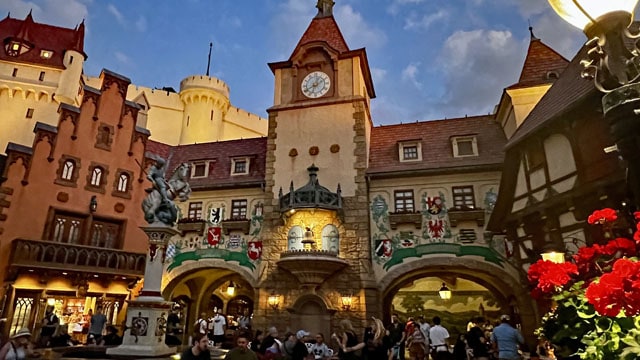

{"left": 548, "top": 0, "right": 640, "bottom": 209}
{"left": 541, "top": 245, "right": 566, "bottom": 263}
{"left": 226, "top": 281, "right": 235, "bottom": 296}
{"left": 439, "top": 283, "right": 452, "bottom": 300}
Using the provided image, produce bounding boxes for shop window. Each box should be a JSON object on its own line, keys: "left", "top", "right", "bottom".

{"left": 9, "top": 296, "right": 34, "bottom": 336}
{"left": 231, "top": 199, "right": 248, "bottom": 219}
{"left": 188, "top": 202, "right": 203, "bottom": 220}
{"left": 394, "top": 190, "right": 415, "bottom": 212}
{"left": 452, "top": 186, "right": 476, "bottom": 210}
{"left": 55, "top": 156, "right": 81, "bottom": 187}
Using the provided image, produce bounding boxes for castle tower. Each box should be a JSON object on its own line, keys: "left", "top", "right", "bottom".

{"left": 178, "top": 75, "right": 231, "bottom": 144}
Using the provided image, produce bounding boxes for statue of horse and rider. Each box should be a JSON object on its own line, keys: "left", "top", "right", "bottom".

{"left": 142, "top": 154, "right": 191, "bottom": 226}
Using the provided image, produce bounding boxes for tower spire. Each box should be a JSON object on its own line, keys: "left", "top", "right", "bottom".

{"left": 528, "top": 20, "right": 538, "bottom": 40}
{"left": 206, "top": 42, "right": 213, "bottom": 76}
{"left": 315, "top": 0, "right": 335, "bottom": 18}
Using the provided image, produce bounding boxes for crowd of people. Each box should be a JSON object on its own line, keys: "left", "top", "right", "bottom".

{"left": 178, "top": 312, "right": 526, "bottom": 360}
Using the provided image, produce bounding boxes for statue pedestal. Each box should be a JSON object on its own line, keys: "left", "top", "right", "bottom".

{"left": 107, "top": 223, "right": 179, "bottom": 357}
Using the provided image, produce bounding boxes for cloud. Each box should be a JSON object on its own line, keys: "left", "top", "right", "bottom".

{"left": 371, "top": 67, "right": 387, "bottom": 85}
{"left": 223, "top": 15, "right": 242, "bottom": 29}
{"left": 429, "top": 28, "right": 527, "bottom": 118}
{"left": 401, "top": 62, "right": 422, "bottom": 89}
{"left": 334, "top": 5, "right": 387, "bottom": 49}
{"left": 387, "top": 0, "right": 425, "bottom": 16}
{"left": 107, "top": 3, "right": 124, "bottom": 24}
{"left": 404, "top": 9, "right": 448, "bottom": 31}
{"left": 269, "top": 0, "right": 315, "bottom": 59}
{"left": 135, "top": 16, "right": 147, "bottom": 32}
{"left": 0, "top": 0, "right": 88, "bottom": 29}
{"left": 114, "top": 51, "right": 130, "bottom": 64}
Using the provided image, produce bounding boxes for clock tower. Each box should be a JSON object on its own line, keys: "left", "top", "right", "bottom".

{"left": 260, "top": 0, "right": 380, "bottom": 321}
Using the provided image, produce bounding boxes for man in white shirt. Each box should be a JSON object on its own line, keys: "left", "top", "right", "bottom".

{"left": 428, "top": 316, "right": 450, "bottom": 360}
{"left": 194, "top": 312, "right": 208, "bottom": 335}
{"left": 211, "top": 310, "right": 226, "bottom": 347}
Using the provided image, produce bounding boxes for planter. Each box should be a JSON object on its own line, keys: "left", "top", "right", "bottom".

{"left": 448, "top": 209, "right": 485, "bottom": 227}
{"left": 177, "top": 221, "right": 206, "bottom": 233}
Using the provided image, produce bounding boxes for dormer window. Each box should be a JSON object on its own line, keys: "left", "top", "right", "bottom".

{"left": 231, "top": 158, "right": 250, "bottom": 175}
{"left": 40, "top": 50, "right": 53, "bottom": 59}
{"left": 191, "top": 161, "right": 210, "bottom": 178}
{"left": 398, "top": 141, "right": 422, "bottom": 162}
{"left": 451, "top": 136, "right": 478, "bottom": 157}
{"left": 5, "top": 40, "right": 31, "bottom": 57}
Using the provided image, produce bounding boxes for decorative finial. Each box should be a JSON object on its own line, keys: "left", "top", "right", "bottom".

{"left": 315, "top": 0, "right": 335, "bottom": 18}
{"left": 528, "top": 20, "right": 538, "bottom": 40}
{"left": 206, "top": 42, "right": 213, "bottom": 77}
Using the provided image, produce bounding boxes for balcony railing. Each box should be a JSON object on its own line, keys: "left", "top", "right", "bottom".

{"left": 7, "top": 239, "right": 146, "bottom": 279}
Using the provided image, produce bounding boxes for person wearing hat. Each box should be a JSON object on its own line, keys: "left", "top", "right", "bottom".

{"left": 0, "top": 328, "right": 33, "bottom": 360}
{"left": 290, "top": 330, "right": 310, "bottom": 360}
{"left": 490, "top": 315, "right": 524, "bottom": 360}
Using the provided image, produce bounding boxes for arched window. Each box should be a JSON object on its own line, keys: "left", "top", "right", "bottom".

{"left": 117, "top": 173, "right": 129, "bottom": 192}
{"left": 321, "top": 225, "right": 340, "bottom": 252}
{"left": 90, "top": 167, "right": 103, "bottom": 186}
{"left": 287, "top": 226, "right": 304, "bottom": 250}
{"left": 62, "top": 160, "right": 75, "bottom": 180}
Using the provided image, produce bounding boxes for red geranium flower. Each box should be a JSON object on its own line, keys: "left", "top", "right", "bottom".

{"left": 634, "top": 211, "right": 640, "bottom": 221}
{"left": 528, "top": 260, "right": 578, "bottom": 296}
{"left": 573, "top": 244, "right": 602, "bottom": 273}
{"left": 587, "top": 208, "right": 618, "bottom": 225}
{"left": 635, "top": 223, "right": 640, "bottom": 244}
{"left": 586, "top": 258, "right": 640, "bottom": 317}
{"left": 603, "top": 238, "right": 637, "bottom": 257}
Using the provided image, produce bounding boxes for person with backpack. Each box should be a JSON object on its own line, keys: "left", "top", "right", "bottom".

{"left": 195, "top": 313, "right": 208, "bottom": 336}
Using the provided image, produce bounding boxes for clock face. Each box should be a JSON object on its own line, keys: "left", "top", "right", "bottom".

{"left": 301, "top": 71, "right": 331, "bottom": 98}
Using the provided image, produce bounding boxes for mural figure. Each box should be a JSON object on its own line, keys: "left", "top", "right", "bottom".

{"left": 421, "top": 191, "right": 452, "bottom": 242}
{"left": 428, "top": 219, "right": 445, "bottom": 241}
{"left": 247, "top": 241, "right": 262, "bottom": 260}
{"left": 142, "top": 156, "right": 192, "bottom": 225}
{"left": 375, "top": 239, "right": 393, "bottom": 258}
{"left": 484, "top": 188, "right": 497, "bottom": 213}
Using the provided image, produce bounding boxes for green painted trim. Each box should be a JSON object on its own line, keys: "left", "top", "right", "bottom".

{"left": 167, "top": 248, "right": 256, "bottom": 272}
{"left": 382, "top": 243, "right": 505, "bottom": 271}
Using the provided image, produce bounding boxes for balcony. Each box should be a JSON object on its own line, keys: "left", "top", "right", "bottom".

{"left": 277, "top": 249, "right": 348, "bottom": 287}
{"left": 389, "top": 211, "right": 422, "bottom": 230}
{"left": 221, "top": 218, "right": 250, "bottom": 235}
{"left": 448, "top": 208, "right": 485, "bottom": 227}
{"left": 6, "top": 239, "right": 146, "bottom": 281}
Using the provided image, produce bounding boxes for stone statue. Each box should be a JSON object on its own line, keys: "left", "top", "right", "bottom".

{"left": 142, "top": 155, "right": 191, "bottom": 226}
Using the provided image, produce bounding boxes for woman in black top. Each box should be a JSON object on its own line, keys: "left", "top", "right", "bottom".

{"left": 332, "top": 319, "right": 359, "bottom": 360}
{"left": 342, "top": 317, "right": 391, "bottom": 360}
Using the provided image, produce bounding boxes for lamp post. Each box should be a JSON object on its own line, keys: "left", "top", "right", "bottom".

{"left": 439, "top": 283, "right": 452, "bottom": 300}
{"left": 547, "top": 0, "right": 640, "bottom": 210}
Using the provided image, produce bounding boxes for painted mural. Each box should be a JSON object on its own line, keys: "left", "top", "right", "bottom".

{"left": 166, "top": 202, "right": 265, "bottom": 272}
{"left": 370, "top": 193, "right": 506, "bottom": 272}
{"left": 392, "top": 278, "right": 503, "bottom": 339}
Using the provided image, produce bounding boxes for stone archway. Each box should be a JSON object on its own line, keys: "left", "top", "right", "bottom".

{"left": 288, "top": 294, "right": 335, "bottom": 338}
{"left": 378, "top": 255, "right": 537, "bottom": 347}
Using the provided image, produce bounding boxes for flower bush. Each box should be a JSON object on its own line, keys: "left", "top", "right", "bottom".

{"left": 528, "top": 208, "right": 640, "bottom": 360}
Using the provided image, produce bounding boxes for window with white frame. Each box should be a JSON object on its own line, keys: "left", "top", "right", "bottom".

{"left": 62, "top": 160, "right": 75, "bottom": 180}
{"left": 452, "top": 186, "right": 476, "bottom": 209}
{"left": 90, "top": 167, "right": 103, "bottom": 187}
{"left": 451, "top": 136, "right": 478, "bottom": 157}
{"left": 116, "top": 173, "right": 129, "bottom": 192}
{"left": 231, "top": 158, "right": 250, "bottom": 175}
{"left": 188, "top": 202, "right": 203, "bottom": 220}
{"left": 191, "top": 161, "right": 209, "bottom": 178}
{"left": 231, "top": 199, "right": 248, "bottom": 219}
{"left": 394, "top": 190, "right": 415, "bottom": 212}
{"left": 398, "top": 141, "right": 422, "bottom": 162}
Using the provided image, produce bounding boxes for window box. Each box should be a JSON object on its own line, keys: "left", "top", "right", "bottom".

{"left": 176, "top": 219, "right": 206, "bottom": 233}
{"left": 221, "top": 218, "right": 250, "bottom": 235}
{"left": 448, "top": 208, "right": 485, "bottom": 227}
{"left": 388, "top": 211, "right": 422, "bottom": 230}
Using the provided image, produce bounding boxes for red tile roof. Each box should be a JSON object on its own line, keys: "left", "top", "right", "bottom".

{"left": 368, "top": 115, "right": 506, "bottom": 176}
{"left": 291, "top": 16, "right": 349, "bottom": 58}
{"left": 507, "top": 37, "right": 569, "bottom": 90}
{"left": 506, "top": 44, "right": 595, "bottom": 148}
{"left": 0, "top": 12, "right": 85, "bottom": 68}
{"left": 146, "top": 137, "right": 267, "bottom": 190}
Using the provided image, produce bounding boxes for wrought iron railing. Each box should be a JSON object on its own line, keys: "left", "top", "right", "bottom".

{"left": 8, "top": 239, "right": 146, "bottom": 276}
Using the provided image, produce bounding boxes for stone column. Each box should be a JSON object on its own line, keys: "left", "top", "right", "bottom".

{"left": 107, "top": 223, "right": 179, "bottom": 357}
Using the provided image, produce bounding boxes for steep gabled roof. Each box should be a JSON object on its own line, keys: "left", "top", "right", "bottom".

{"left": 507, "top": 33, "right": 569, "bottom": 90}
{"left": 0, "top": 12, "right": 86, "bottom": 68}
{"left": 146, "top": 137, "right": 267, "bottom": 190}
{"left": 506, "top": 44, "right": 596, "bottom": 148}
{"left": 291, "top": 16, "right": 349, "bottom": 58}
{"left": 368, "top": 115, "right": 506, "bottom": 176}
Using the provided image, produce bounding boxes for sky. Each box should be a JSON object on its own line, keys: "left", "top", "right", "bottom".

{"left": 1, "top": 0, "right": 587, "bottom": 125}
